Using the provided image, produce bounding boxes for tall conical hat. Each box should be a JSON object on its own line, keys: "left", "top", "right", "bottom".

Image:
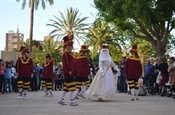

{"left": 63, "top": 36, "right": 73, "bottom": 46}
{"left": 130, "top": 44, "right": 138, "bottom": 53}
{"left": 80, "top": 44, "right": 88, "bottom": 52}
{"left": 20, "top": 46, "right": 29, "bottom": 54}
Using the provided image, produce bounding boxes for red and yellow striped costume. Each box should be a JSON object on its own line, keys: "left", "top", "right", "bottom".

{"left": 41, "top": 59, "right": 54, "bottom": 90}
{"left": 16, "top": 56, "right": 33, "bottom": 90}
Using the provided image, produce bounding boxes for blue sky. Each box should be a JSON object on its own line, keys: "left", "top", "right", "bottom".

{"left": 0, "top": 0, "right": 98, "bottom": 51}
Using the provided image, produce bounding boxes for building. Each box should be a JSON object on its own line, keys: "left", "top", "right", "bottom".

{"left": 0, "top": 51, "right": 20, "bottom": 63}
{"left": 5, "top": 30, "right": 24, "bottom": 51}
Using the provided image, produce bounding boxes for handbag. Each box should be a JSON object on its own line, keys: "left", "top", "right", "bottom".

{"left": 156, "top": 71, "right": 162, "bottom": 85}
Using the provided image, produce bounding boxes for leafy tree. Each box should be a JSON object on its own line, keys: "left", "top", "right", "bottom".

{"left": 109, "top": 45, "right": 123, "bottom": 62}
{"left": 167, "top": 35, "right": 175, "bottom": 55}
{"left": 40, "top": 37, "right": 62, "bottom": 64}
{"left": 94, "top": 0, "right": 175, "bottom": 56}
{"left": 32, "top": 40, "right": 43, "bottom": 51}
{"left": 86, "top": 19, "right": 126, "bottom": 61}
{"left": 30, "top": 45, "right": 45, "bottom": 64}
{"left": 18, "top": 38, "right": 30, "bottom": 49}
{"left": 47, "top": 7, "right": 89, "bottom": 45}
{"left": 86, "top": 19, "right": 114, "bottom": 51}
{"left": 16, "top": 0, "right": 54, "bottom": 52}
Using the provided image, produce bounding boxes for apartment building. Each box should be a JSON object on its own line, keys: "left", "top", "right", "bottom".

{"left": 5, "top": 30, "right": 24, "bottom": 51}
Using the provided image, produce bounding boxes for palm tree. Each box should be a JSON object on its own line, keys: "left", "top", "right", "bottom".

{"left": 86, "top": 20, "right": 115, "bottom": 51}
{"left": 16, "top": 0, "right": 54, "bottom": 52}
{"left": 41, "top": 37, "right": 62, "bottom": 64}
{"left": 47, "top": 7, "right": 89, "bottom": 45}
{"left": 18, "top": 38, "right": 30, "bottom": 48}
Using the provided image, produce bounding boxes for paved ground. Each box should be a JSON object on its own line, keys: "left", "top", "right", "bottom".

{"left": 0, "top": 91, "right": 175, "bottom": 115}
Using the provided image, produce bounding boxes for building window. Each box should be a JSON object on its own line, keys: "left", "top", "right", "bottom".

{"left": 8, "top": 37, "right": 11, "bottom": 40}
{"left": 19, "top": 37, "right": 23, "bottom": 41}
{"left": 13, "top": 38, "right": 18, "bottom": 42}
{"left": 13, "top": 44, "right": 18, "bottom": 48}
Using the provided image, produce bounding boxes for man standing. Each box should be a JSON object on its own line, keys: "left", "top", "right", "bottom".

{"left": 143, "top": 59, "right": 155, "bottom": 86}
{"left": 58, "top": 36, "right": 79, "bottom": 106}
{"left": 74, "top": 44, "right": 90, "bottom": 99}
{"left": 125, "top": 44, "right": 142, "bottom": 101}
{"left": 16, "top": 46, "right": 33, "bottom": 100}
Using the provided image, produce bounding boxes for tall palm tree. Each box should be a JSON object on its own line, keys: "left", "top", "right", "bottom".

{"left": 16, "top": 0, "right": 54, "bottom": 52}
{"left": 47, "top": 7, "right": 89, "bottom": 45}
{"left": 41, "top": 37, "right": 62, "bottom": 64}
{"left": 86, "top": 20, "right": 115, "bottom": 51}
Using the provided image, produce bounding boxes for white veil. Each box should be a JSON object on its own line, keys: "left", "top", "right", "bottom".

{"left": 99, "top": 48, "right": 112, "bottom": 62}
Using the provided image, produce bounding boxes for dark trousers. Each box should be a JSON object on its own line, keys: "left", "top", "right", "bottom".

{"left": 4, "top": 78, "right": 12, "bottom": 93}
{"left": 38, "top": 76, "right": 41, "bottom": 90}
{"left": 118, "top": 73, "right": 127, "bottom": 93}
{"left": 12, "top": 77, "right": 18, "bottom": 92}
{"left": 55, "top": 79, "right": 63, "bottom": 90}
{"left": 0, "top": 75, "right": 4, "bottom": 92}
{"left": 30, "top": 75, "right": 38, "bottom": 91}
{"left": 144, "top": 73, "right": 153, "bottom": 86}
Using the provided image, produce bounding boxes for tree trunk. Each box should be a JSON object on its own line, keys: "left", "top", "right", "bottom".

{"left": 155, "top": 39, "right": 167, "bottom": 57}
{"left": 146, "top": 35, "right": 167, "bottom": 57}
{"left": 29, "top": 1, "right": 34, "bottom": 52}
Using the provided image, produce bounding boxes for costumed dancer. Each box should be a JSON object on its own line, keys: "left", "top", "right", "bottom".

{"left": 58, "top": 36, "right": 79, "bottom": 106}
{"left": 125, "top": 44, "right": 142, "bottom": 101}
{"left": 16, "top": 46, "right": 33, "bottom": 100}
{"left": 41, "top": 54, "right": 54, "bottom": 97}
{"left": 86, "top": 43, "right": 121, "bottom": 101}
{"left": 74, "top": 44, "right": 91, "bottom": 99}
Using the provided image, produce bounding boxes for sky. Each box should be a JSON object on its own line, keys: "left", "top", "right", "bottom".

{"left": 0, "top": 0, "right": 99, "bottom": 51}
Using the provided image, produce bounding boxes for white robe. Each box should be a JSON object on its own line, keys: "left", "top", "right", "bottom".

{"left": 86, "top": 60, "right": 120, "bottom": 99}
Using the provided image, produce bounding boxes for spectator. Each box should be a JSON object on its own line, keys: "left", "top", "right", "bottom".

{"left": 0, "top": 59, "right": 5, "bottom": 95}
{"left": 143, "top": 59, "right": 155, "bottom": 86}
{"left": 11, "top": 60, "right": 18, "bottom": 93}
{"left": 167, "top": 56, "right": 175, "bottom": 99}
{"left": 156, "top": 57, "right": 169, "bottom": 96}
{"left": 118, "top": 57, "right": 127, "bottom": 93}
{"left": 54, "top": 63, "right": 64, "bottom": 91}
{"left": 38, "top": 63, "right": 43, "bottom": 90}
{"left": 30, "top": 63, "right": 39, "bottom": 91}
{"left": 4, "top": 61, "right": 12, "bottom": 94}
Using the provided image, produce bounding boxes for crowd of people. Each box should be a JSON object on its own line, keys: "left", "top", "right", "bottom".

{"left": 0, "top": 37, "right": 175, "bottom": 106}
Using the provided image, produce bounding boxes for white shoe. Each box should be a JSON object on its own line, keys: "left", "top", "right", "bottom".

{"left": 98, "top": 98, "right": 104, "bottom": 102}
{"left": 78, "top": 93, "right": 85, "bottom": 98}
{"left": 70, "top": 101, "right": 79, "bottom": 106}
{"left": 18, "top": 94, "right": 22, "bottom": 99}
{"left": 58, "top": 100, "right": 67, "bottom": 105}
{"left": 74, "top": 95, "right": 80, "bottom": 99}
{"left": 23, "top": 95, "right": 27, "bottom": 100}
{"left": 131, "top": 98, "right": 134, "bottom": 101}
{"left": 136, "top": 97, "right": 139, "bottom": 100}
{"left": 47, "top": 93, "right": 53, "bottom": 97}
{"left": 44, "top": 92, "right": 49, "bottom": 97}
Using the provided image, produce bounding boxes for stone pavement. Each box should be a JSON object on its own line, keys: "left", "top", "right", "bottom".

{"left": 0, "top": 91, "right": 174, "bottom": 115}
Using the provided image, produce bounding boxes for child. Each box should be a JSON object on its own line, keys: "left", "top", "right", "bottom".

{"left": 4, "top": 61, "right": 12, "bottom": 94}
{"left": 138, "top": 77, "right": 147, "bottom": 96}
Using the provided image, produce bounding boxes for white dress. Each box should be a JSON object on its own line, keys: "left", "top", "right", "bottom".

{"left": 86, "top": 60, "right": 120, "bottom": 99}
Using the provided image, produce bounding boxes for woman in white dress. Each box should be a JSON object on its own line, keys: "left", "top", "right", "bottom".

{"left": 86, "top": 44, "right": 120, "bottom": 101}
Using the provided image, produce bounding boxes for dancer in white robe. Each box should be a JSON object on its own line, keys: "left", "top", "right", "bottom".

{"left": 86, "top": 44, "right": 120, "bottom": 101}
